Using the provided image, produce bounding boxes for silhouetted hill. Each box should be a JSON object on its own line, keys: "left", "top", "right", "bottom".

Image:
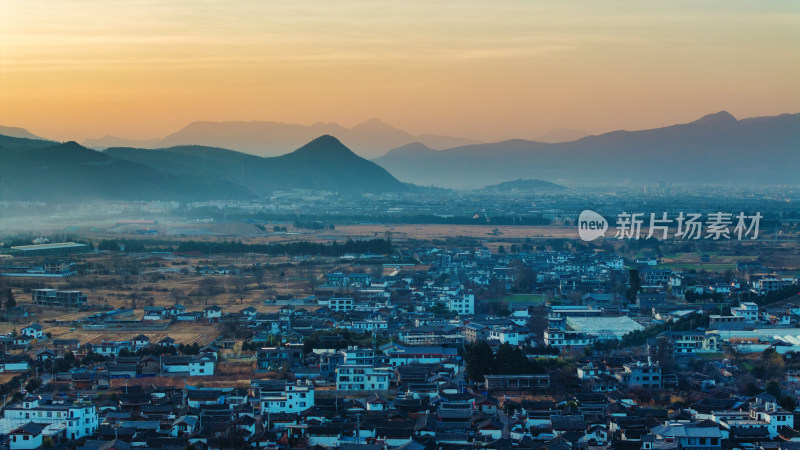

{"left": 83, "top": 135, "right": 161, "bottom": 149}
{"left": 482, "top": 179, "right": 565, "bottom": 192}
{"left": 0, "top": 138, "right": 254, "bottom": 201}
{"left": 106, "top": 135, "right": 407, "bottom": 195}
{"left": 87, "top": 119, "right": 480, "bottom": 158}
{"left": 0, "top": 126, "right": 48, "bottom": 141}
{"left": 375, "top": 111, "right": 800, "bottom": 188}
{"left": 382, "top": 142, "right": 438, "bottom": 158}
{"left": 0, "top": 134, "right": 57, "bottom": 152}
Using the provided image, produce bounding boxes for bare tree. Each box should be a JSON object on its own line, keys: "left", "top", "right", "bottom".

{"left": 252, "top": 266, "right": 266, "bottom": 288}
{"left": 198, "top": 277, "right": 223, "bottom": 305}
{"left": 232, "top": 275, "right": 250, "bottom": 304}
{"left": 169, "top": 288, "right": 186, "bottom": 304}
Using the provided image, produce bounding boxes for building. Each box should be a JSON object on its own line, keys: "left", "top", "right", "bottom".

{"left": 660, "top": 331, "right": 720, "bottom": 357}
{"left": 327, "top": 298, "right": 354, "bottom": 312}
{"left": 2, "top": 397, "right": 98, "bottom": 441}
{"left": 336, "top": 364, "right": 391, "bottom": 391}
{"left": 449, "top": 293, "right": 475, "bottom": 315}
{"left": 203, "top": 305, "right": 222, "bottom": 322}
{"left": 21, "top": 324, "right": 43, "bottom": 339}
{"left": 8, "top": 242, "right": 89, "bottom": 257}
{"left": 731, "top": 302, "right": 759, "bottom": 322}
{"left": 489, "top": 325, "right": 528, "bottom": 346}
{"left": 484, "top": 374, "right": 550, "bottom": 391}
{"left": 9, "top": 422, "right": 45, "bottom": 450}
{"left": 255, "top": 380, "right": 315, "bottom": 414}
{"left": 383, "top": 345, "right": 459, "bottom": 367}
{"left": 617, "top": 360, "right": 662, "bottom": 389}
{"left": 257, "top": 346, "right": 303, "bottom": 371}
{"left": 341, "top": 347, "right": 376, "bottom": 365}
{"left": 544, "top": 329, "right": 597, "bottom": 350}
{"left": 161, "top": 354, "right": 216, "bottom": 376}
{"left": 31, "top": 289, "right": 87, "bottom": 308}
{"left": 752, "top": 276, "right": 796, "bottom": 294}
{"left": 644, "top": 422, "right": 723, "bottom": 450}
{"left": 564, "top": 316, "right": 644, "bottom": 341}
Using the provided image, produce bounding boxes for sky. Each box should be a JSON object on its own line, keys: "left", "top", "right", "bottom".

{"left": 1, "top": 0, "right": 798, "bottom": 142}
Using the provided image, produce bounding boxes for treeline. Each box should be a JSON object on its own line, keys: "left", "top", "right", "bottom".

{"left": 96, "top": 238, "right": 175, "bottom": 253}
{"left": 752, "top": 285, "right": 799, "bottom": 307}
{"left": 294, "top": 220, "right": 335, "bottom": 230}
{"left": 371, "top": 214, "right": 551, "bottom": 226}
{"left": 175, "top": 238, "right": 392, "bottom": 256}
{"left": 464, "top": 342, "right": 553, "bottom": 382}
{"left": 179, "top": 210, "right": 551, "bottom": 226}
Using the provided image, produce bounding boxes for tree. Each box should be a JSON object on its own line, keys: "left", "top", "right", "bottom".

{"left": 497, "top": 245, "right": 506, "bottom": 254}
{"left": 198, "top": 277, "right": 223, "bottom": 304}
{"left": 232, "top": 275, "right": 250, "bottom": 304}
{"left": 4, "top": 289, "right": 15, "bottom": 310}
{"left": 24, "top": 377, "right": 42, "bottom": 393}
{"left": 464, "top": 341, "right": 494, "bottom": 382}
{"left": 780, "top": 395, "right": 797, "bottom": 411}
{"left": 252, "top": 266, "right": 266, "bottom": 288}
{"left": 625, "top": 269, "right": 641, "bottom": 304}
{"left": 766, "top": 380, "right": 782, "bottom": 398}
{"left": 762, "top": 348, "right": 786, "bottom": 380}
{"left": 169, "top": 288, "right": 186, "bottom": 304}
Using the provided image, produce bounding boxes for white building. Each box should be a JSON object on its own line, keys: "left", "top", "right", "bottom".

{"left": 618, "top": 360, "right": 661, "bottom": 389}
{"left": 9, "top": 423, "right": 45, "bottom": 450}
{"left": 489, "top": 326, "right": 527, "bottom": 346}
{"left": 753, "top": 276, "right": 796, "bottom": 295}
{"left": 383, "top": 345, "right": 459, "bottom": 367}
{"left": 347, "top": 319, "right": 388, "bottom": 331}
{"left": 336, "top": 364, "right": 391, "bottom": 391}
{"left": 732, "top": 302, "right": 759, "bottom": 322}
{"left": 341, "top": 347, "right": 376, "bottom": 365}
{"left": 2, "top": 397, "right": 98, "bottom": 441}
{"left": 162, "top": 354, "right": 216, "bottom": 376}
{"left": 327, "top": 298, "right": 354, "bottom": 312}
{"left": 543, "top": 329, "right": 597, "bottom": 349}
{"left": 21, "top": 324, "right": 43, "bottom": 340}
{"left": 189, "top": 354, "right": 216, "bottom": 376}
{"left": 203, "top": 305, "right": 222, "bottom": 321}
{"left": 564, "top": 316, "right": 644, "bottom": 341}
{"left": 257, "top": 381, "right": 314, "bottom": 414}
{"left": 449, "top": 293, "right": 475, "bottom": 315}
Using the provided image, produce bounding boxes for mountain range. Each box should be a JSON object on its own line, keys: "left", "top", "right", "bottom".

{"left": 374, "top": 111, "right": 800, "bottom": 188}
{"left": 2, "top": 110, "right": 797, "bottom": 200}
{"left": 83, "top": 119, "right": 480, "bottom": 159}
{"left": 0, "top": 134, "right": 406, "bottom": 202}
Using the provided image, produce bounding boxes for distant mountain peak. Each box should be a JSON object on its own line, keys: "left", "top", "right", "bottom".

{"left": 387, "top": 142, "right": 435, "bottom": 155}
{"left": 61, "top": 141, "right": 85, "bottom": 150}
{"left": 0, "top": 125, "right": 47, "bottom": 141}
{"left": 353, "top": 118, "right": 393, "bottom": 129}
{"left": 691, "top": 111, "right": 738, "bottom": 126}
{"left": 291, "top": 135, "right": 356, "bottom": 158}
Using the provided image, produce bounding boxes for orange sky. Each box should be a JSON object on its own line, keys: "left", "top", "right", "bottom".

{"left": 1, "top": 0, "right": 798, "bottom": 142}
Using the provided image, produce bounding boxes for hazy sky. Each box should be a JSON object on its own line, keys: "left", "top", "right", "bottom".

{"left": 1, "top": 0, "right": 798, "bottom": 142}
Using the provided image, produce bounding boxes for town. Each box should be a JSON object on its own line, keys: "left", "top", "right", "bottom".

{"left": 0, "top": 228, "right": 798, "bottom": 450}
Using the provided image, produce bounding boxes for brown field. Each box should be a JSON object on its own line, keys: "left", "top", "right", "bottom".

{"left": 326, "top": 224, "right": 580, "bottom": 241}
{"left": 108, "top": 361, "right": 263, "bottom": 389}
{"left": 45, "top": 323, "right": 220, "bottom": 346}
